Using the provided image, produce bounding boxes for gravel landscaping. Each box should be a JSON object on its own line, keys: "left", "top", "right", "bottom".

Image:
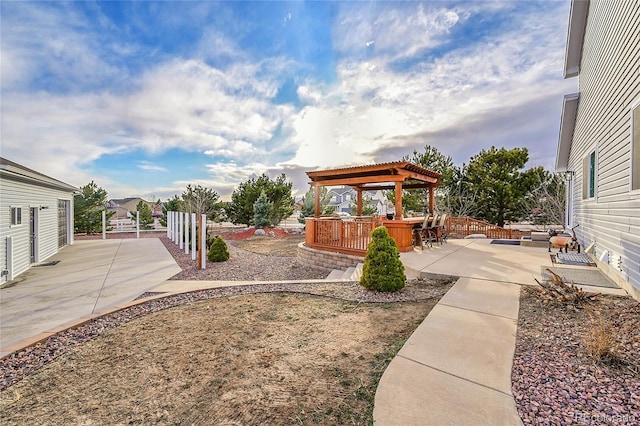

{"left": 513, "top": 289, "right": 639, "bottom": 425}
{"left": 161, "top": 235, "right": 328, "bottom": 281}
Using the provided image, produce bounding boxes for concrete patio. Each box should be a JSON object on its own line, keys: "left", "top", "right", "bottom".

{"left": 0, "top": 239, "right": 181, "bottom": 351}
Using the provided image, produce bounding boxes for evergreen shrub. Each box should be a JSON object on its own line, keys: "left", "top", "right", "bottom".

{"left": 253, "top": 191, "right": 272, "bottom": 229}
{"left": 360, "top": 226, "right": 406, "bottom": 292}
{"left": 208, "top": 236, "right": 230, "bottom": 262}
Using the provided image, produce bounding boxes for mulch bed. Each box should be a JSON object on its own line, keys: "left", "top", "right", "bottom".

{"left": 512, "top": 290, "right": 640, "bottom": 425}
{"left": 220, "top": 226, "right": 293, "bottom": 240}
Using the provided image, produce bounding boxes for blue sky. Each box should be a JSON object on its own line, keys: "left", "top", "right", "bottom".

{"left": 1, "top": 1, "right": 576, "bottom": 201}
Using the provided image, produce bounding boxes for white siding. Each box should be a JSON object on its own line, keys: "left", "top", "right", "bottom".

{"left": 567, "top": 0, "right": 640, "bottom": 291}
{"left": 0, "top": 178, "right": 74, "bottom": 283}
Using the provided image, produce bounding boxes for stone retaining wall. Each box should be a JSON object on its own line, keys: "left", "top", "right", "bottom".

{"left": 297, "top": 243, "right": 363, "bottom": 272}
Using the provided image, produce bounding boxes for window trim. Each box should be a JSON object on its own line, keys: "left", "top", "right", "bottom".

{"left": 631, "top": 97, "right": 640, "bottom": 193}
{"left": 10, "top": 206, "right": 23, "bottom": 226}
{"left": 582, "top": 146, "right": 598, "bottom": 201}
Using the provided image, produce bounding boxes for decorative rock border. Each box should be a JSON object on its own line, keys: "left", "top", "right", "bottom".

{"left": 296, "top": 243, "right": 363, "bottom": 272}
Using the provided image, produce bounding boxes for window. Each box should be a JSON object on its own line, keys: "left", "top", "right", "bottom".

{"left": 632, "top": 100, "right": 640, "bottom": 191}
{"left": 583, "top": 149, "right": 597, "bottom": 199}
{"left": 11, "top": 207, "right": 22, "bottom": 225}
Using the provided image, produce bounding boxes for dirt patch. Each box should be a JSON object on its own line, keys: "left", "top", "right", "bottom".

{"left": 229, "top": 235, "right": 305, "bottom": 256}
{"left": 0, "top": 292, "right": 443, "bottom": 425}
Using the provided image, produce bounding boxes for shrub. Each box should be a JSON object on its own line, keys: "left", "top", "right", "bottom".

{"left": 533, "top": 268, "right": 599, "bottom": 309}
{"left": 360, "top": 226, "right": 406, "bottom": 292}
{"left": 207, "top": 236, "right": 230, "bottom": 262}
{"left": 253, "top": 191, "right": 272, "bottom": 229}
{"left": 584, "top": 308, "right": 620, "bottom": 363}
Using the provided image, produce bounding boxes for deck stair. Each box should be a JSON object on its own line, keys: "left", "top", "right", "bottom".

{"left": 326, "top": 263, "right": 363, "bottom": 281}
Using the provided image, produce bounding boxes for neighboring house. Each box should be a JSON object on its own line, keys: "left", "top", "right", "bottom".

{"left": 556, "top": 0, "right": 640, "bottom": 297}
{"left": 326, "top": 187, "right": 390, "bottom": 215}
{"left": 152, "top": 204, "right": 164, "bottom": 218}
{"left": 327, "top": 187, "right": 356, "bottom": 214}
{"left": 106, "top": 198, "right": 155, "bottom": 219}
{"left": 0, "top": 157, "right": 77, "bottom": 284}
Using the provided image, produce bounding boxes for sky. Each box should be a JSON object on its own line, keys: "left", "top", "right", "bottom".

{"left": 1, "top": 0, "right": 577, "bottom": 201}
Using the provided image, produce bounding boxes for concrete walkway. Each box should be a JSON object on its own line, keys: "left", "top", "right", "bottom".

{"left": 373, "top": 238, "right": 626, "bottom": 425}
{"left": 0, "top": 239, "right": 181, "bottom": 350}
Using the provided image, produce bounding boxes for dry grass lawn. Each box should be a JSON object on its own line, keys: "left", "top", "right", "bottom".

{"left": 1, "top": 290, "right": 443, "bottom": 425}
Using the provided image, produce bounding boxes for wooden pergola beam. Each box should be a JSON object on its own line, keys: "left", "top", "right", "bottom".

{"left": 355, "top": 182, "right": 438, "bottom": 191}
{"left": 306, "top": 161, "right": 442, "bottom": 217}
{"left": 310, "top": 175, "right": 406, "bottom": 187}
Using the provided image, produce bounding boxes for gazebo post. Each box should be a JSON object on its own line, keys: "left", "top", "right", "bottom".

{"left": 314, "top": 184, "right": 320, "bottom": 217}
{"left": 429, "top": 186, "right": 435, "bottom": 214}
{"left": 394, "top": 181, "right": 403, "bottom": 219}
{"left": 356, "top": 189, "right": 363, "bottom": 216}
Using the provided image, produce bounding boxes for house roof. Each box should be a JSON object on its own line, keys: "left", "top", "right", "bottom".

{"left": 306, "top": 161, "right": 441, "bottom": 189}
{"left": 556, "top": 93, "right": 580, "bottom": 171}
{"left": 0, "top": 157, "right": 78, "bottom": 193}
{"left": 107, "top": 198, "right": 152, "bottom": 212}
{"left": 326, "top": 186, "right": 354, "bottom": 195}
{"left": 564, "top": 0, "right": 590, "bottom": 78}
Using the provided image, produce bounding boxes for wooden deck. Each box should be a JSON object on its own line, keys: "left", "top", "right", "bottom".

{"left": 305, "top": 216, "right": 425, "bottom": 256}
{"left": 305, "top": 216, "right": 533, "bottom": 257}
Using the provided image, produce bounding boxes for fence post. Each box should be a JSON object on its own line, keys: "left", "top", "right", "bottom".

{"left": 170, "top": 211, "right": 176, "bottom": 243}
{"left": 191, "top": 213, "right": 196, "bottom": 261}
{"left": 466, "top": 217, "right": 470, "bottom": 236}
{"left": 136, "top": 211, "right": 140, "bottom": 239}
{"left": 167, "top": 211, "right": 171, "bottom": 239}
{"left": 200, "top": 214, "right": 207, "bottom": 269}
{"left": 184, "top": 213, "right": 189, "bottom": 255}
{"left": 179, "top": 213, "right": 183, "bottom": 249}
{"left": 173, "top": 212, "right": 178, "bottom": 244}
{"left": 102, "top": 210, "right": 106, "bottom": 240}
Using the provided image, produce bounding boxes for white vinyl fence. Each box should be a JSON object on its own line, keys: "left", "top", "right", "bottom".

{"left": 167, "top": 211, "right": 207, "bottom": 269}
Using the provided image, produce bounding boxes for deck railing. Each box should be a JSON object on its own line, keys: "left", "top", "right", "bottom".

{"left": 446, "top": 216, "right": 531, "bottom": 239}
{"left": 305, "top": 215, "right": 532, "bottom": 257}
{"left": 306, "top": 216, "right": 377, "bottom": 256}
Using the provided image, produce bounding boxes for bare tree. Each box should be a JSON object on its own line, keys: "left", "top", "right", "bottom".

{"left": 182, "top": 184, "right": 223, "bottom": 220}
{"left": 522, "top": 172, "right": 566, "bottom": 226}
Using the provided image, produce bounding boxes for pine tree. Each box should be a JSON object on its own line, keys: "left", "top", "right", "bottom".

{"left": 360, "top": 226, "right": 406, "bottom": 292}
{"left": 253, "top": 191, "right": 272, "bottom": 229}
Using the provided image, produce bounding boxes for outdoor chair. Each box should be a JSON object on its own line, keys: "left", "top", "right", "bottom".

{"left": 422, "top": 214, "right": 440, "bottom": 247}
{"left": 413, "top": 215, "right": 435, "bottom": 249}
{"left": 435, "top": 213, "right": 448, "bottom": 244}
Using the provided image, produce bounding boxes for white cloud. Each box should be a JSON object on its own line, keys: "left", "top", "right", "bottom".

{"left": 1, "top": 1, "right": 576, "bottom": 200}
{"left": 137, "top": 161, "right": 169, "bottom": 172}
{"left": 335, "top": 4, "right": 463, "bottom": 60}
{"left": 283, "top": 1, "right": 575, "bottom": 175}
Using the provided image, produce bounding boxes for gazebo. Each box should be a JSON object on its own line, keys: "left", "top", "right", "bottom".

{"left": 304, "top": 162, "right": 441, "bottom": 254}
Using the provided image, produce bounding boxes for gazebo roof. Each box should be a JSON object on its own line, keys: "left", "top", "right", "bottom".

{"left": 306, "top": 161, "right": 441, "bottom": 189}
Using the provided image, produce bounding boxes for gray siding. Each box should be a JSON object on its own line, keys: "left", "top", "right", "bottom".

{"left": 568, "top": 0, "right": 640, "bottom": 290}
{"left": 0, "top": 178, "right": 74, "bottom": 283}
